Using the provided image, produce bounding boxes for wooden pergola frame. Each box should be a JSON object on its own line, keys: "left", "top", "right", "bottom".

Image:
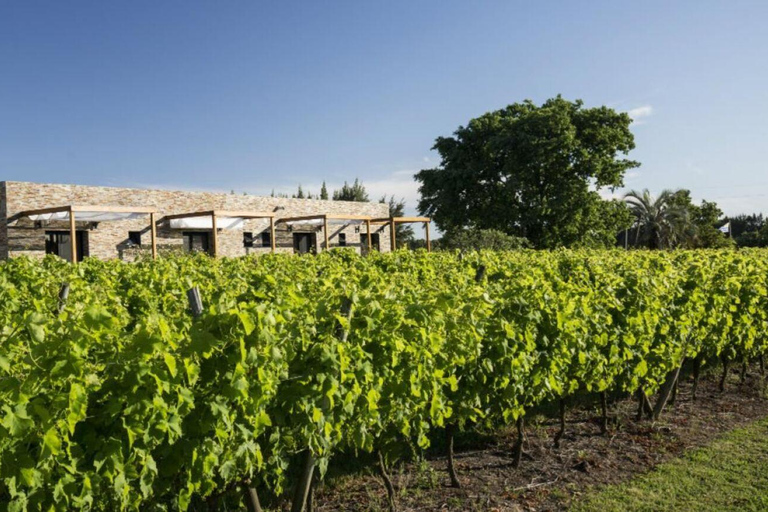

{"left": 275, "top": 214, "right": 374, "bottom": 252}
{"left": 9, "top": 205, "right": 159, "bottom": 262}
{"left": 161, "top": 209, "right": 276, "bottom": 257}
{"left": 370, "top": 216, "right": 432, "bottom": 252}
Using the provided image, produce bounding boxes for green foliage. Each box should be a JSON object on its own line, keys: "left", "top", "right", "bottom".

{"left": 332, "top": 179, "right": 369, "bottom": 202}
{"left": 668, "top": 190, "right": 734, "bottom": 249}
{"left": 1, "top": 250, "right": 767, "bottom": 509}
{"left": 626, "top": 189, "right": 735, "bottom": 249}
{"left": 438, "top": 228, "right": 530, "bottom": 251}
{"left": 416, "top": 96, "right": 638, "bottom": 248}
{"left": 731, "top": 214, "right": 768, "bottom": 248}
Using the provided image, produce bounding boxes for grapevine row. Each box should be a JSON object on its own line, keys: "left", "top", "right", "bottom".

{"left": 0, "top": 249, "right": 766, "bottom": 510}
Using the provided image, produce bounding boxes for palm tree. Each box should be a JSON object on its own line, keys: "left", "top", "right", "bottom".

{"left": 624, "top": 189, "right": 691, "bottom": 249}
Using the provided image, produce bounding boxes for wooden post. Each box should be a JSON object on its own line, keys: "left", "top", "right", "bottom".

{"left": 323, "top": 215, "right": 329, "bottom": 252}
{"left": 211, "top": 212, "right": 218, "bottom": 257}
{"left": 270, "top": 217, "right": 276, "bottom": 253}
{"left": 390, "top": 218, "right": 396, "bottom": 252}
{"left": 187, "top": 287, "right": 203, "bottom": 317}
{"left": 365, "top": 219, "right": 372, "bottom": 254}
{"left": 425, "top": 222, "right": 431, "bottom": 252}
{"left": 69, "top": 207, "right": 77, "bottom": 263}
{"left": 57, "top": 283, "right": 70, "bottom": 315}
{"left": 150, "top": 212, "right": 157, "bottom": 259}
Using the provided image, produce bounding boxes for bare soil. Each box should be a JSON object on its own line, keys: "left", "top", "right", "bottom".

{"left": 312, "top": 365, "right": 768, "bottom": 511}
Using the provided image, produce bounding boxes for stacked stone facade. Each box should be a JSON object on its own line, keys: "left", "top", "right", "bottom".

{"left": 0, "top": 181, "right": 392, "bottom": 260}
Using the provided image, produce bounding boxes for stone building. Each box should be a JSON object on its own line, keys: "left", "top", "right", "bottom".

{"left": 0, "top": 181, "right": 428, "bottom": 261}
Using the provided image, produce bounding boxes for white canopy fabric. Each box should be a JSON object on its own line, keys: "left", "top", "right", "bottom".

{"left": 27, "top": 211, "right": 148, "bottom": 222}
{"left": 283, "top": 218, "right": 363, "bottom": 227}
{"left": 169, "top": 217, "right": 244, "bottom": 230}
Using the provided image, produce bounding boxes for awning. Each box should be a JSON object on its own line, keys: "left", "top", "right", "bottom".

{"left": 169, "top": 217, "right": 244, "bottom": 230}
{"left": 7, "top": 204, "right": 159, "bottom": 261}
{"left": 10, "top": 204, "right": 158, "bottom": 225}
{"left": 160, "top": 210, "right": 276, "bottom": 256}
{"left": 27, "top": 211, "right": 149, "bottom": 222}
{"left": 283, "top": 218, "right": 365, "bottom": 227}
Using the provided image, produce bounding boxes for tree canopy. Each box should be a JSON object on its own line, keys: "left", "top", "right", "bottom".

{"left": 730, "top": 214, "right": 768, "bottom": 247}
{"left": 416, "top": 96, "right": 638, "bottom": 249}
{"left": 624, "top": 188, "right": 733, "bottom": 249}
{"left": 333, "top": 179, "right": 369, "bottom": 202}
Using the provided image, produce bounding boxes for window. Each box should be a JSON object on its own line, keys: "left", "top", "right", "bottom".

{"left": 293, "top": 233, "right": 316, "bottom": 254}
{"left": 261, "top": 231, "right": 272, "bottom": 247}
{"left": 338, "top": 233, "right": 347, "bottom": 247}
{"left": 45, "top": 231, "right": 89, "bottom": 262}
{"left": 243, "top": 232, "right": 254, "bottom": 248}
{"left": 128, "top": 231, "right": 142, "bottom": 246}
{"left": 182, "top": 232, "right": 210, "bottom": 253}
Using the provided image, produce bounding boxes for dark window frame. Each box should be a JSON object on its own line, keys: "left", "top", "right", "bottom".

{"left": 45, "top": 230, "right": 89, "bottom": 262}
{"left": 182, "top": 231, "right": 210, "bottom": 254}
{"left": 243, "top": 232, "right": 254, "bottom": 248}
{"left": 338, "top": 233, "right": 347, "bottom": 247}
{"left": 128, "top": 231, "right": 142, "bottom": 247}
{"left": 261, "top": 231, "right": 272, "bottom": 248}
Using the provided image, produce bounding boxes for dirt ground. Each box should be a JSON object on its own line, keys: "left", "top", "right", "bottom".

{"left": 312, "top": 365, "right": 768, "bottom": 511}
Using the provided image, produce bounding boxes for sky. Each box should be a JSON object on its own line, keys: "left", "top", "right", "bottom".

{"left": 2, "top": 1, "right": 768, "bottom": 225}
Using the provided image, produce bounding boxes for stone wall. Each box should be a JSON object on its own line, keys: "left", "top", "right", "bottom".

{"left": 0, "top": 182, "right": 7, "bottom": 260}
{"left": 0, "top": 181, "right": 392, "bottom": 260}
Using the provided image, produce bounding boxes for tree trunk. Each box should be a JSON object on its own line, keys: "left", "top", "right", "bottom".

{"left": 244, "top": 484, "right": 263, "bottom": 512}
{"left": 600, "top": 392, "right": 608, "bottom": 434}
{"left": 378, "top": 451, "right": 398, "bottom": 512}
{"left": 290, "top": 451, "right": 316, "bottom": 512}
{"left": 719, "top": 355, "right": 729, "bottom": 392}
{"left": 306, "top": 475, "right": 316, "bottom": 512}
{"left": 669, "top": 378, "right": 678, "bottom": 406}
{"left": 653, "top": 362, "right": 684, "bottom": 421}
{"left": 446, "top": 424, "right": 461, "bottom": 488}
{"left": 691, "top": 356, "right": 701, "bottom": 401}
{"left": 740, "top": 361, "right": 747, "bottom": 384}
{"left": 643, "top": 392, "right": 653, "bottom": 419}
{"left": 512, "top": 416, "right": 525, "bottom": 469}
{"left": 636, "top": 389, "right": 645, "bottom": 421}
{"left": 760, "top": 354, "right": 765, "bottom": 376}
{"left": 554, "top": 398, "right": 566, "bottom": 448}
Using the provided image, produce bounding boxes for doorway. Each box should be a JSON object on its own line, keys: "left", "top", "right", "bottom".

{"left": 293, "top": 232, "right": 316, "bottom": 254}
{"left": 45, "top": 231, "right": 89, "bottom": 262}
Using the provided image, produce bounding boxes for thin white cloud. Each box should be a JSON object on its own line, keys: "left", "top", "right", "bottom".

{"left": 627, "top": 105, "right": 653, "bottom": 125}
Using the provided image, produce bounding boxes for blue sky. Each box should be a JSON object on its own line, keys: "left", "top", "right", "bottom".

{"left": 2, "top": 1, "right": 767, "bottom": 219}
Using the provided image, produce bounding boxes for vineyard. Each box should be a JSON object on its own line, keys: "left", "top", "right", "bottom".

{"left": 1, "top": 250, "right": 767, "bottom": 511}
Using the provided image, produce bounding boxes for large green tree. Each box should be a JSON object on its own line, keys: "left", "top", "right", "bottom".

{"left": 416, "top": 96, "right": 638, "bottom": 248}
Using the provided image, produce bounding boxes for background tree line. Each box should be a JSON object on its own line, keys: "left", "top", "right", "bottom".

{"left": 276, "top": 96, "right": 766, "bottom": 251}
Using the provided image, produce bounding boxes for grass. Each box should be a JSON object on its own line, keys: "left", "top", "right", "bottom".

{"left": 572, "top": 417, "right": 768, "bottom": 512}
